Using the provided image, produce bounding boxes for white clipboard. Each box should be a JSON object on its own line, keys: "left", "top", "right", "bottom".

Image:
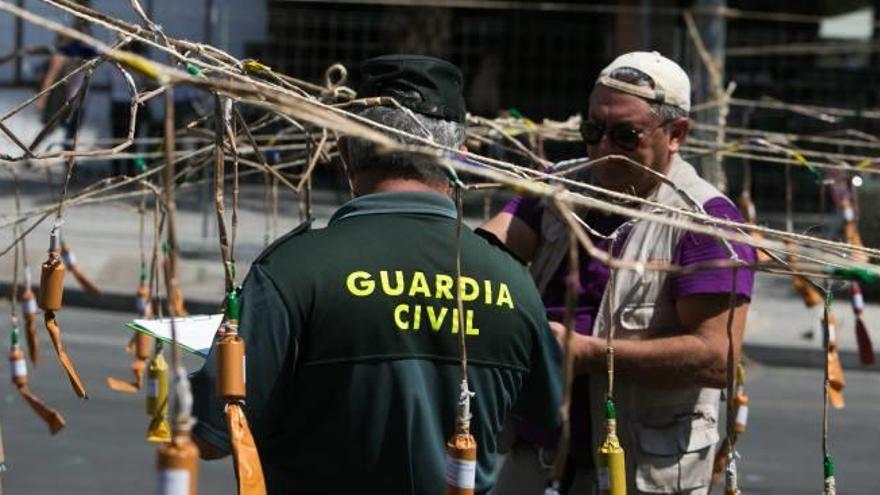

{"left": 126, "top": 314, "right": 224, "bottom": 358}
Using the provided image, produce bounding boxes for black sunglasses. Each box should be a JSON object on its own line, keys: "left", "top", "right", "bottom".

{"left": 579, "top": 119, "right": 674, "bottom": 152}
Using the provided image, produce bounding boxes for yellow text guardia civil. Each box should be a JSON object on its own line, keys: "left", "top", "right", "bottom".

{"left": 345, "top": 270, "right": 516, "bottom": 336}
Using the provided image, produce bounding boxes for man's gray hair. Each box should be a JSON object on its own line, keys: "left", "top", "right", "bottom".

{"left": 345, "top": 103, "right": 467, "bottom": 184}
{"left": 605, "top": 67, "right": 688, "bottom": 122}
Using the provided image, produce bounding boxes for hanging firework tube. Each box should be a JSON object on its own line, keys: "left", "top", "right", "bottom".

{"left": 825, "top": 311, "right": 845, "bottom": 410}
{"left": 108, "top": 264, "right": 155, "bottom": 393}
{"left": 445, "top": 185, "right": 477, "bottom": 495}
{"left": 8, "top": 166, "right": 40, "bottom": 366}
{"left": 9, "top": 323, "right": 65, "bottom": 434}
{"left": 710, "top": 269, "right": 748, "bottom": 493}
{"left": 59, "top": 238, "right": 100, "bottom": 295}
{"left": 20, "top": 267, "right": 39, "bottom": 365}
{"left": 217, "top": 290, "right": 266, "bottom": 495}
{"left": 709, "top": 365, "right": 749, "bottom": 491}
{"left": 597, "top": 260, "right": 625, "bottom": 495}
{"left": 850, "top": 282, "right": 875, "bottom": 366}
{"left": 597, "top": 399, "right": 626, "bottom": 495}
{"left": 733, "top": 365, "right": 749, "bottom": 434}
{"left": 8, "top": 222, "right": 65, "bottom": 434}
{"left": 717, "top": 262, "right": 745, "bottom": 495}
{"left": 145, "top": 344, "right": 172, "bottom": 443}
{"left": 839, "top": 197, "right": 875, "bottom": 365}
{"left": 840, "top": 198, "right": 867, "bottom": 263}
{"left": 822, "top": 295, "right": 837, "bottom": 495}
{"left": 145, "top": 196, "right": 170, "bottom": 441}
{"left": 211, "top": 96, "right": 265, "bottom": 494}
{"left": 788, "top": 244, "right": 827, "bottom": 345}
{"left": 38, "top": 226, "right": 88, "bottom": 399}
{"left": 157, "top": 86, "right": 200, "bottom": 495}
{"left": 783, "top": 160, "right": 825, "bottom": 321}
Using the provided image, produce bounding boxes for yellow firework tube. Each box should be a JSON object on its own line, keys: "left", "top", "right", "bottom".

{"left": 146, "top": 352, "right": 171, "bottom": 443}
{"left": 597, "top": 399, "right": 626, "bottom": 495}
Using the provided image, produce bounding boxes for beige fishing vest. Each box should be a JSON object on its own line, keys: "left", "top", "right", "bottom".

{"left": 532, "top": 155, "right": 733, "bottom": 494}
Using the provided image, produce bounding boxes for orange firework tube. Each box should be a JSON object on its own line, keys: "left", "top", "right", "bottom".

{"left": 38, "top": 230, "right": 87, "bottom": 398}
{"left": 60, "top": 241, "right": 100, "bottom": 295}
{"left": 157, "top": 428, "right": 200, "bottom": 495}
{"left": 38, "top": 234, "right": 65, "bottom": 312}
{"left": 825, "top": 313, "right": 845, "bottom": 409}
{"left": 20, "top": 283, "right": 39, "bottom": 365}
{"left": 445, "top": 432, "right": 477, "bottom": 495}
{"left": 170, "top": 286, "right": 188, "bottom": 317}
{"left": 217, "top": 335, "right": 246, "bottom": 401}
{"left": 734, "top": 393, "right": 749, "bottom": 434}
{"left": 216, "top": 291, "right": 246, "bottom": 402}
{"left": 107, "top": 275, "right": 155, "bottom": 394}
{"left": 9, "top": 327, "right": 65, "bottom": 434}
{"left": 445, "top": 378, "right": 478, "bottom": 495}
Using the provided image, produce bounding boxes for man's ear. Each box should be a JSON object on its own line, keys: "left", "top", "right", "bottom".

{"left": 667, "top": 117, "right": 690, "bottom": 154}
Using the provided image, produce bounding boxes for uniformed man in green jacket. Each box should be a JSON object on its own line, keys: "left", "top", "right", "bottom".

{"left": 190, "top": 54, "right": 562, "bottom": 494}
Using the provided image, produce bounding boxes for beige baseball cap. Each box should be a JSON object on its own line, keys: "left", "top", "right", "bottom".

{"left": 596, "top": 51, "right": 691, "bottom": 112}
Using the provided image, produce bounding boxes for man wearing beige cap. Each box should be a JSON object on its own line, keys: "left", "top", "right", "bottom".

{"left": 484, "top": 51, "right": 755, "bottom": 494}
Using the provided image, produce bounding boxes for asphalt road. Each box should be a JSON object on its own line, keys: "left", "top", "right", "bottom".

{"left": 0, "top": 307, "right": 878, "bottom": 494}
{"left": 0, "top": 307, "right": 234, "bottom": 494}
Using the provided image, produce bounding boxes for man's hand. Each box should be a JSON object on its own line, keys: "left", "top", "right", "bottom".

{"left": 548, "top": 320, "right": 603, "bottom": 372}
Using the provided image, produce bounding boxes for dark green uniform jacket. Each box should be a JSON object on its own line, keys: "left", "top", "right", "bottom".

{"left": 191, "top": 191, "right": 562, "bottom": 494}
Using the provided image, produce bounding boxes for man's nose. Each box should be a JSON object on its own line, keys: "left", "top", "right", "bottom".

{"left": 589, "top": 132, "right": 614, "bottom": 157}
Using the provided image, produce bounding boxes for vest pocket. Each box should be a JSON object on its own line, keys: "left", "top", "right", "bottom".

{"left": 633, "top": 409, "right": 719, "bottom": 493}
{"left": 619, "top": 303, "right": 656, "bottom": 332}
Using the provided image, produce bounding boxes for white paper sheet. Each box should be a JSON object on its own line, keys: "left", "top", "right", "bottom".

{"left": 126, "top": 314, "right": 224, "bottom": 358}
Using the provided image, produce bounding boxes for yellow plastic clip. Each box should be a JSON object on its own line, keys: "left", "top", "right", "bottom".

{"left": 243, "top": 59, "right": 271, "bottom": 73}
{"left": 113, "top": 51, "right": 166, "bottom": 83}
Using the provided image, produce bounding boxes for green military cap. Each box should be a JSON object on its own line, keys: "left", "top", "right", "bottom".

{"left": 359, "top": 54, "right": 466, "bottom": 124}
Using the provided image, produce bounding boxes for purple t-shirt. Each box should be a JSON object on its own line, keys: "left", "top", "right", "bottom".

{"left": 502, "top": 194, "right": 756, "bottom": 458}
